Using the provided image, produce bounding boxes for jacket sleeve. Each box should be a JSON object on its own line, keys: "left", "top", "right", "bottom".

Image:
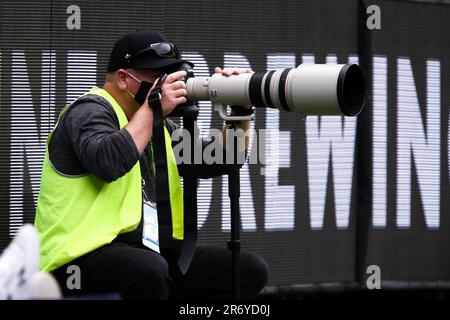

{"left": 62, "top": 98, "right": 141, "bottom": 182}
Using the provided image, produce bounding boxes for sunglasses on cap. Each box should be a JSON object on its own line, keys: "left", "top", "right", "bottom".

{"left": 127, "top": 42, "right": 180, "bottom": 63}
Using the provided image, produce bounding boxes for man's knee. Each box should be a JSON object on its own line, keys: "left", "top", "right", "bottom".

{"left": 131, "top": 255, "right": 171, "bottom": 299}
{"left": 241, "top": 251, "right": 269, "bottom": 297}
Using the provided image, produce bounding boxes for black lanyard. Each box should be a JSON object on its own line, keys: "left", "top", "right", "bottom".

{"left": 148, "top": 85, "right": 196, "bottom": 275}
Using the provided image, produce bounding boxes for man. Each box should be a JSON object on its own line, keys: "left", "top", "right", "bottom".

{"left": 34, "top": 30, "right": 268, "bottom": 300}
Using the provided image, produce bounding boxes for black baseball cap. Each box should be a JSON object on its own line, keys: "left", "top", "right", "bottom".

{"left": 107, "top": 30, "right": 194, "bottom": 72}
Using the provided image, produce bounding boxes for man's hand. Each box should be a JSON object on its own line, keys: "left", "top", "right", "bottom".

{"left": 159, "top": 70, "right": 188, "bottom": 116}
{"left": 125, "top": 70, "right": 187, "bottom": 155}
{"left": 214, "top": 67, "right": 253, "bottom": 153}
{"left": 214, "top": 67, "right": 253, "bottom": 77}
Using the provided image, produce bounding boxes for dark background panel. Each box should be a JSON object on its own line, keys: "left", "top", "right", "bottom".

{"left": 366, "top": 0, "right": 450, "bottom": 280}
{"left": 0, "top": 0, "right": 449, "bottom": 289}
{"left": 0, "top": 0, "right": 51, "bottom": 247}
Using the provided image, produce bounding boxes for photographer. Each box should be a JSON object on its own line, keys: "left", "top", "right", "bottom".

{"left": 34, "top": 30, "right": 268, "bottom": 300}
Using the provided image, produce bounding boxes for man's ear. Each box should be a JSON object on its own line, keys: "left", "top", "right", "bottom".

{"left": 115, "top": 69, "right": 128, "bottom": 90}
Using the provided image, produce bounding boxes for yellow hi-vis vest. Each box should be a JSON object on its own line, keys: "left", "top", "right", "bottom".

{"left": 34, "top": 87, "right": 183, "bottom": 272}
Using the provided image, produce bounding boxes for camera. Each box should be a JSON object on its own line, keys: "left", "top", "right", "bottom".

{"left": 176, "top": 63, "right": 366, "bottom": 120}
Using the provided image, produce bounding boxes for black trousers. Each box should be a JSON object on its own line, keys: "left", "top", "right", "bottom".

{"left": 52, "top": 242, "right": 269, "bottom": 300}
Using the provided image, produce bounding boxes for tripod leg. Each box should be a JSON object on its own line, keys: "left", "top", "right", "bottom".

{"left": 227, "top": 125, "right": 241, "bottom": 300}
{"left": 228, "top": 166, "right": 241, "bottom": 300}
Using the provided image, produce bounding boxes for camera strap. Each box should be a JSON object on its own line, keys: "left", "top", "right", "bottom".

{"left": 148, "top": 88, "right": 173, "bottom": 251}
{"left": 148, "top": 79, "right": 196, "bottom": 275}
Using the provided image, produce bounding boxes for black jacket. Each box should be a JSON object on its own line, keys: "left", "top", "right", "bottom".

{"left": 48, "top": 93, "right": 233, "bottom": 245}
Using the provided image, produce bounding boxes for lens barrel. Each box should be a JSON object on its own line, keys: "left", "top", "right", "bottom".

{"left": 186, "top": 63, "right": 366, "bottom": 116}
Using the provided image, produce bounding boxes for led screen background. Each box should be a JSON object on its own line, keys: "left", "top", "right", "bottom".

{"left": 0, "top": 0, "right": 449, "bottom": 288}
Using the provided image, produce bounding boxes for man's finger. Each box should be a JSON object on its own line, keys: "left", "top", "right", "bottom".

{"left": 173, "top": 88, "right": 187, "bottom": 98}
{"left": 168, "top": 80, "right": 187, "bottom": 90}
{"left": 214, "top": 67, "right": 254, "bottom": 78}
{"left": 174, "top": 96, "right": 187, "bottom": 105}
{"left": 165, "top": 71, "right": 187, "bottom": 83}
